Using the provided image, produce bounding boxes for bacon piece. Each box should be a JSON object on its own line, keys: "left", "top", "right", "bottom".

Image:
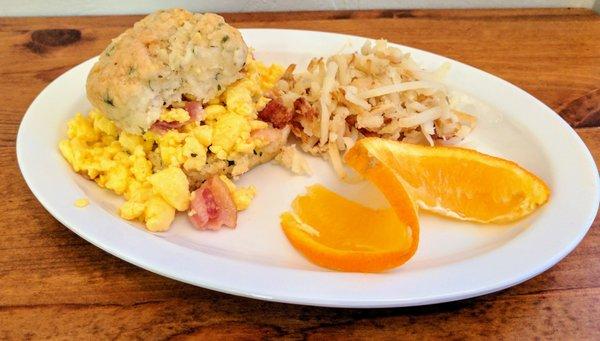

{"left": 150, "top": 120, "right": 184, "bottom": 133}
{"left": 150, "top": 101, "right": 203, "bottom": 133}
{"left": 185, "top": 101, "right": 204, "bottom": 122}
{"left": 188, "top": 176, "right": 237, "bottom": 230}
{"left": 258, "top": 98, "right": 292, "bottom": 129}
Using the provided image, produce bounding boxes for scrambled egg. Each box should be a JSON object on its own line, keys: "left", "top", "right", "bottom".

{"left": 59, "top": 59, "right": 284, "bottom": 231}
{"left": 205, "top": 60, "right": 284, "bottom": 161}
{"left": 218, "top": 175, "right": 256, "bottom": 210}
{"left": 160, "top": 108, "right": 190, "bottom": 122}
{"left": 74, "top": 198, "right": 89, "bottom": 208}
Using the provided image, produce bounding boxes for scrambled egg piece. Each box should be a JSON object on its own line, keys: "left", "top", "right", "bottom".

{"left": 59, "top": 111, "right": 190, "bottom": 231}
{"left": 148, "top": 167, "right": 190, "bottom": 211}
{"left": 58, "top": 58, "right": 284, "bottom": 231}
{"left": 159, "top": 108, "right": 190, "bottom": 123}
{"left": 210, "top": 112, "right": 251, "bottom": 159}
{"left": 206, "top": 60, "right": 285, "bottom": 161}
{"left": 219, "top": 175, "right": 257, "bottom": 210}
{"left": 74, "top": 198, "right": 89, "bottom": 208}
{"left": 144, "top": 195, "right": 175, "bottom": 232}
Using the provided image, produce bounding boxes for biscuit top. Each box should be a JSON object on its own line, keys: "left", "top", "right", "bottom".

{"left": 86, "top": 9, "right": 248, "bottom": 133}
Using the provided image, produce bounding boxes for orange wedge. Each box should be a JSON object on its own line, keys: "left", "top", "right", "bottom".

{"left": 280, "top": 138, "right": 550, "bottom": 272}
{"left": 280, "top": 150, "right": 420, "bottom": 272}
{"left": 345, "top": 138, "right": 550, "bottom": 223}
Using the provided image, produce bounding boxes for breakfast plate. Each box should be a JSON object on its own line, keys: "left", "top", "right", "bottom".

{"left": 17, "top": 29, "right": 599, "bottom": 308}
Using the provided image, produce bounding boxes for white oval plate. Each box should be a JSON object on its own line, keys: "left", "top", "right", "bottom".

{"left": 17, "top": 29, "right": 599, "bottom": 308}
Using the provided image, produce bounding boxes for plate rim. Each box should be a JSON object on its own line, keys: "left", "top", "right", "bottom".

{"left": 16, "top": 28, "right": 600, "bottom": 308}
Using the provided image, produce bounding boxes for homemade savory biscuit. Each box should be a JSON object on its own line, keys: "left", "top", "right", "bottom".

{"left": 86, "top": 9, "right": 248, "bottom": 133}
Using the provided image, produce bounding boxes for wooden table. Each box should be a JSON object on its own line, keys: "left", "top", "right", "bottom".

{"left": 1, "top": 8, "right": 599, "bottom": 339}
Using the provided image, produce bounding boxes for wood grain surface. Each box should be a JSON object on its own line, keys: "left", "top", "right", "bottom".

{"left": 1, "top": 8, "right": 599, "bottom": 340}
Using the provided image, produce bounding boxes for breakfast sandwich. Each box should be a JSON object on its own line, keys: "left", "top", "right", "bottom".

{"left": 60, "top": 9, "right": 294, "bottom": 231}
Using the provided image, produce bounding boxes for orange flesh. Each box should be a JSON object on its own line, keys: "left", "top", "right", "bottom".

{"left": 352, "top": 138, "right": 550, "bottom": 223}
{"left": 280, "top": 140, "right": 420, "bottom": 273}
{"left": 290, "top": 185, "right": 410, "bottom": 253}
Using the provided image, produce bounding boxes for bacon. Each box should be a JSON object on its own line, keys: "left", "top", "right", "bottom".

{"left": 185, "top": 101, "right": 204, "bottom": 122}
{"left": 188, "top": 176, "right": 237, "bottom": 230}
{"left": 258, "top": 98, "right": 292, "bottom": 129}
{"left": 150, "top": 101, "right": 204, "bottom": 133}
{"left": 150, "top": 120, "right": 184, "bottom": 133}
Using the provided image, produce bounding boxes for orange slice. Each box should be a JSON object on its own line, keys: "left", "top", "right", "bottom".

{"left": 345, "top": 138, "right": 550, "bottom": 223}
{"left": 280, "top": 154, "right": 419, "bottom": 272}
{"left": 280, "top": 137, "right": 550, "bottom": 272}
